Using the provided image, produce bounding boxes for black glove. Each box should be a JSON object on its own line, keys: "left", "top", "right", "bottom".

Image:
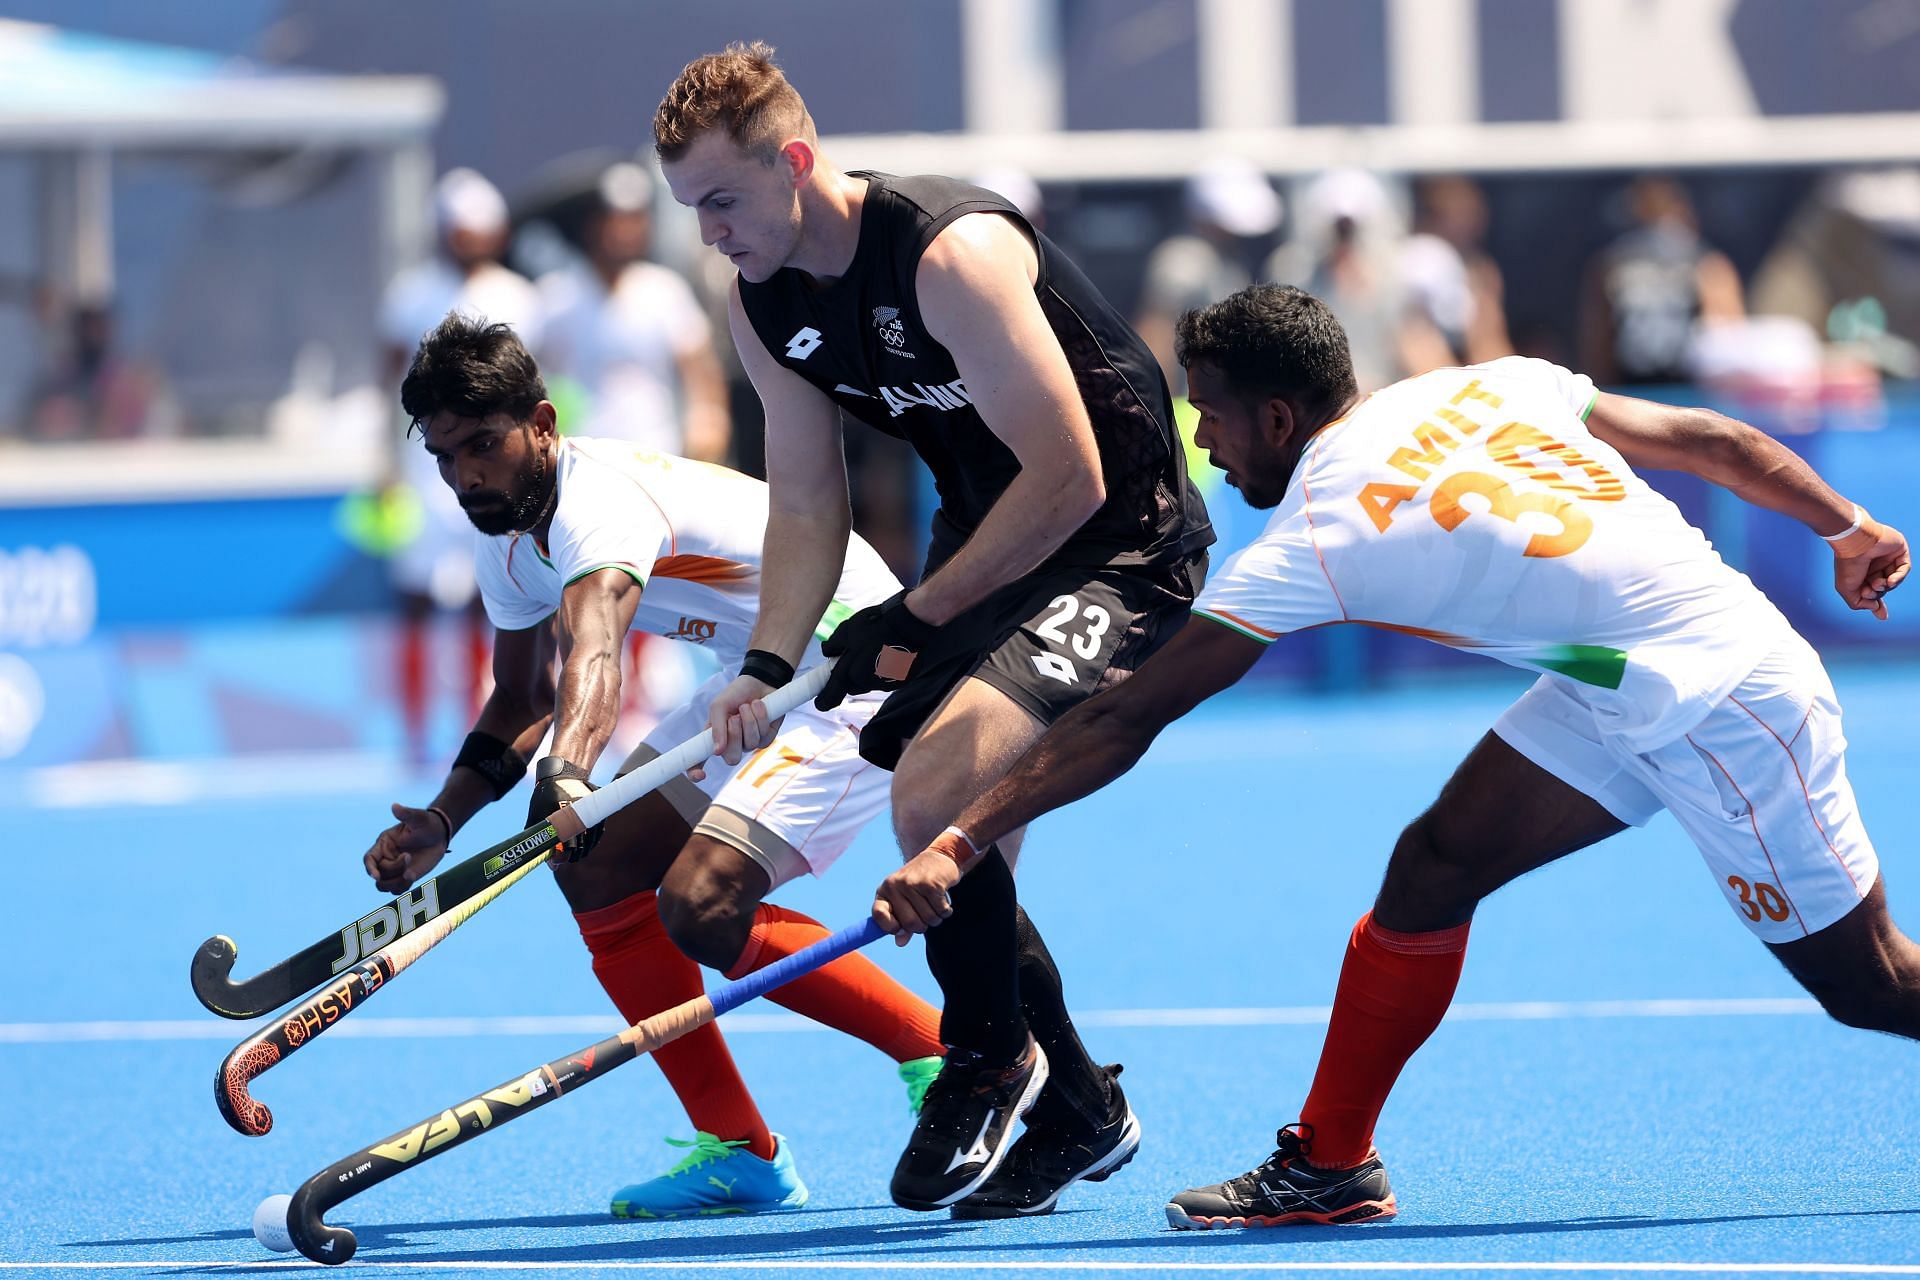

{"left": 816, "top": 590, "right": 938, "bottom": 710}
{"left": 529, "top": 756, "right": 601, "bottom": 862}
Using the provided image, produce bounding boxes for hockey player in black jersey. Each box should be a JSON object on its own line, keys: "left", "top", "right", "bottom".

{"left": 657, "top": 41, "right": 1213, "bottom": 1218}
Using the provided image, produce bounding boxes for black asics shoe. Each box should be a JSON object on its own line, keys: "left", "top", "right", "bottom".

{"left": 1165, "top": 1124, "right": 1396, "bottom": 1229}
{"left": 889, "top": 1039, "right": 1049, "bottom": 1211}
{"left": 952, "top": 1064, "right": 1141, "bottom": 1219}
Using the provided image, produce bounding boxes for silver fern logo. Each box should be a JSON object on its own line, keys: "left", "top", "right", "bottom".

{"left": 872, "top": 305, "right": 913, "bottom": 356}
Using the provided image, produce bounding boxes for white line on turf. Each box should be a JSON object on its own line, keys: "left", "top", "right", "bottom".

{"left": 23, "top": 750, "right": 398, "bottom": 808}
{"left": 4, "top": 1261, "right": 1920, "bottom": 1273}
{"left": 0, "top": 997, "right": 1823, "bottom": 1044}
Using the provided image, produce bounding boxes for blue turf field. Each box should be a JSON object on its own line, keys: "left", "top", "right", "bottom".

{"left": 7, "top": 659, "right": 1920, "bottom": 1279}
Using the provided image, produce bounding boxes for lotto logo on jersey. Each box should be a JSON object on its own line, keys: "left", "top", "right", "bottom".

{"left": 785, "top": 326, "right": 824, "bottom": 360}
{"left": 668, "top": 616, "right": 718, "bottom": 643}
{"left": 872, "top": 306, "right": 914, "bottom": 358}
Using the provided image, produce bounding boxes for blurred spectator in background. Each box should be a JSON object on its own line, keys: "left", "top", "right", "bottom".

{"left": 1579, "top": 175, "right": 1744, "bottom": 386}
{"left": 24, "top": 299, "right": 179, "bottom": 441}
{"left": 377, "top": 166, "right": 543, "bottom": 766}
{"left": 1397, "top": 175, "right": 1512, "bottom": 374}
{"left": 538, "top": 162, "right": 731, "bottom": 462}
{"left": 536, "top": 161, "right": 736, "bottom": 734}
{"left": 1751, "top": 167, "right": 1920, "bottom": 380}
{"left": 1135, "top": 157, "right": 1283, "bottom": 388}
{"left": 1267, "top": 168, "right": 1408, "bottom": 392}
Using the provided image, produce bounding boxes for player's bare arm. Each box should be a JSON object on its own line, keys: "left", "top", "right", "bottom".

{"left": 902, "top": 212, "right": 1107, "bottom": 626}
{"left": 548, "top": 566, "right": 645, "bottom": 768}
{"left": 874, "top": 616, "right": 1265, "bottom": 938}
{"left": 706, "top": 276, "right": 853, "bottom": 762}
{"left": 1587, "top": 392, "right": 1911, "bottom": 617}
{"left": 365, "top": 621, "right": 556, "bottom": 892}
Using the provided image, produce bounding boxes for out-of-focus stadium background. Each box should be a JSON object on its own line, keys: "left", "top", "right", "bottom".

{"left": 2, "top": 0, "right": 1919, "bottom": 784}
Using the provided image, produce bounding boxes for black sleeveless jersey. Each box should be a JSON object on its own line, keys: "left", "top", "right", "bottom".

{"left": 739, "top": 172, "right": 1212, "bottom": 571}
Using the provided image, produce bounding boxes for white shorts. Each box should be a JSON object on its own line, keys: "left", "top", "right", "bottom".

{"left": 617, "top": 671, "right": 891, "bottom": 891}
{"left": 1493, "top": 635, "right": 1879, "bottom": 943}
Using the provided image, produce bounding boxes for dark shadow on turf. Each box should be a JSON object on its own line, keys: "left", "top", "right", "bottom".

{"left": 137, "top": 1203, "right": 1920, "bottom": 1272}
{"left": 898, "top": 1204, "right": 1920, "bottom": 1253}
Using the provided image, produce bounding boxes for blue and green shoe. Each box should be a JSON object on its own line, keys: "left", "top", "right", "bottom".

{"left": 610, "top": 1131, "right": 808, "bottom": 1220}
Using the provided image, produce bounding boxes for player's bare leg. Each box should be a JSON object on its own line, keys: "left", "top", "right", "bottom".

{"left": 660, "top": 834, "right": 944, "bottom": 1074}
{"left": 550, "top": 789, "right": 691, "bottom": 912}
{"left": 1372, "top": 732, "right": 1628, "bottom": 933}
{"left": 1769, "top": 880, "right": 1920, "bottom": 1037}
{"left": 612, "top": 831, "right": 942, "bottom": 1220}
{"left": 659, "top": 836, "right": 773, "bottom": 970}
{"left": 1171, "top": 733, "right": 1624, "bottom": 1230}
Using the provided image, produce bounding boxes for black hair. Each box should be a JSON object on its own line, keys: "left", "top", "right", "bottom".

{"left": 399, "top": 313, "right": 547, "bottom": 436}
{"left": 1175, "top": 284, "right": 1357, "bottom": 421}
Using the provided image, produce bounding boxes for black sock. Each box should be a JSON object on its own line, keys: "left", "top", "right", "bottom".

{"left": 924, "top": 845, "right": 1028, "bottom": 1064}
{"left": 1014, "top": 904, "right": 1115, "bottom": 1132}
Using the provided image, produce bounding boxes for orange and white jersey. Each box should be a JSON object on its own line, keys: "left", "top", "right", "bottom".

{"left": 474, "top": 437, "right": 899, "bottom": 666}
{"left": 1193, "top": 357, "right": 1791, "bottom": 750}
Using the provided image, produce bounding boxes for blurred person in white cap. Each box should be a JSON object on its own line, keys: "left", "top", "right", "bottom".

{"left": 1134, "top": 157, "right": 1283, "bottom": 387}
{"left": 1266, "top": 167, "right": 1410, "bottom": 393}
{"left": 538, "top": 161, "right": 732, "bottom": 463}
{"left": 377, "top": 167, "right": 547, "bottom": 767}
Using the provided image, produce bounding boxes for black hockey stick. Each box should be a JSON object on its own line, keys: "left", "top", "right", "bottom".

{"left": 215, "top": 847, "right": 550, "bottom": 1135}
{"left": 191, "top": 662, "right": 832, "bottom": 1020}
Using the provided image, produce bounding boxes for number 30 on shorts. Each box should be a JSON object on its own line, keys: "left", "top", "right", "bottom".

{"left": 1727, "top": 874, "right": 1791, "bottom": 923}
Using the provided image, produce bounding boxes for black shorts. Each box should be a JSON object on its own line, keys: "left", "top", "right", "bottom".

{"left": 857, "top": 551, "right": 1207, "bottom": 770}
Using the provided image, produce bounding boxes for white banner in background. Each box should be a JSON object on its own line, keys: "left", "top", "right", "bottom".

{"left": 0, "top": 545, "right": 96, "bottom": 648}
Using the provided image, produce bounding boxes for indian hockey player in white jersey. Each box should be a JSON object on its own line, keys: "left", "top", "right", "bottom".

{"left": 877, "top": 283, "right": 1914, "bottom": 1230}
{"left": 360, "top": 313, "right": 946, "bottom": 1222}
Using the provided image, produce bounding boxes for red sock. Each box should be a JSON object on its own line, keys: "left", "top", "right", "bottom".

{"left": 399, "top": 619, "right": 428, "bottom": 760}
{"left": 1300, "top": 912, "right": 1470, "bottom": 1168}
{"left": 575, "top": 889, "right": 775, "bottom": 1160}
{"left": 725, "top": 902, "right": 943, "bottom": 1062}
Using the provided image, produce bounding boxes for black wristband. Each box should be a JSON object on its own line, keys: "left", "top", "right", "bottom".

{"left": 452, "top": 731, "right": 531, "bottom": 801}
{"left": 534, "top": 755, "right": 591, "bottom": 784}
{"left": 739, "top": 648, "right": 795, "bottom": 689}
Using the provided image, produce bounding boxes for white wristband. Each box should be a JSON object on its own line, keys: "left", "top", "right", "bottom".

{"left": 1820, "top": 505, "right": 1868, "bottom": 544}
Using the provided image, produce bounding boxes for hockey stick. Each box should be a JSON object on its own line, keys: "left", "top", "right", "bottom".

{"left": 191, "top": 661, "right": 833, "bottom": 1019}
{"left": 210, "top": 662, "right": 834, "bottom": 1130}
{"left": 285, "top": 915, "right": 887, "bottom": 1264}
{"left": 215, "top": 848, "right": 550, "bottom": 1136}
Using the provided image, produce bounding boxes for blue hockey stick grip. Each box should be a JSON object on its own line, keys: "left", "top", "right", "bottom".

{"left": 709, "top": 917, "right": 887, "bottom": 1018}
